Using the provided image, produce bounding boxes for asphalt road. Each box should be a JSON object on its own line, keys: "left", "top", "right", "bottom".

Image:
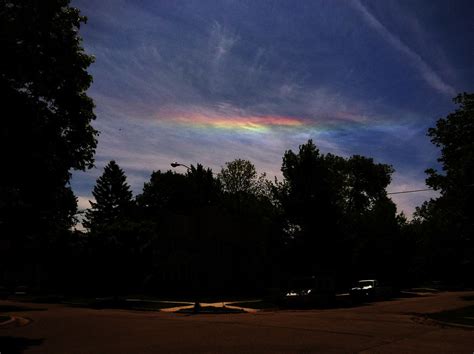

{"left": 1, "top": 291, "right": 473, "bottom": 353}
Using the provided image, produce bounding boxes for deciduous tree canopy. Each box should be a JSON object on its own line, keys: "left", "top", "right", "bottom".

{"left": 218, "top": 159, "right": 268, "bottom": 196}
{"left": 0, "top": 0, "right": 97, "bottom": 235}
{"left": 279, "top": 140, "right": 398, "bottom": 280}
{"left": 413, "top": 93, "right": 474, "bottom": 284}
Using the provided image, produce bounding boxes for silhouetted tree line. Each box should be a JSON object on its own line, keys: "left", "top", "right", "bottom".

{"left": 60, "top": 149, "right": 402, "bottom": 296}
{"left": 1, "top": 1, "right": 472, "bottom": 296}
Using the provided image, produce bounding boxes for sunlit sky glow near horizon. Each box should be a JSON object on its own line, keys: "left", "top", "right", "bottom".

{"left": 71, "top": 0, "right": 474, "bottom": 217}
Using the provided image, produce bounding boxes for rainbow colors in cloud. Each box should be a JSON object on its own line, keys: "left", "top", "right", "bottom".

{"left": 162, "top": 112, "right": 307, "bottom": 133}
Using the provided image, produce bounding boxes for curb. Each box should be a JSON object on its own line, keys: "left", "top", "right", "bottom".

{"left": 430, "top": 318, "right": 474, "bottom": 330}
{"left": 0, "top": 316, "right": 31, "bottom": 328}
{"left": 0, "top": 315, "right": 15, "bottom": 327}
{"left": 414, "top": 314, "right": 474, "bottom": 330}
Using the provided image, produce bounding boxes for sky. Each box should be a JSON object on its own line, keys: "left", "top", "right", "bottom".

{"left": 71, "top": 0, "right": 474, "bottom": 217}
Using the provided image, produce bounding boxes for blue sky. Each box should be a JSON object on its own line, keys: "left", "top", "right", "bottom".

{"left": 71, "top": 0, "right": 474, "bottom": 217}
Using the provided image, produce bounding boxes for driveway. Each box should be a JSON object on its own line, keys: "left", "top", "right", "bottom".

{"left": 1, "top": 291, "right": 473, "bottom": 353}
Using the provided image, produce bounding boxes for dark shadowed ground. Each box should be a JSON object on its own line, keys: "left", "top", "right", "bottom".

{"left": 1, "top": 291, "right": 473, "bottom": 353}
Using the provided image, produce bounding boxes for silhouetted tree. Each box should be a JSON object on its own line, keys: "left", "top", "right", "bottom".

{"left": 83, "top": 161, "right": 153, "bottom": 295}
{"left": 337, "top": 156, "right": 398, "bottom": 286}
{"left": 0, "top": 0, "right": 96, "bottom": 226}
{"left": 0, "top": 0, "right": 96, "bottom": 287}
{"left": 218, "top": 158, "right": 274, "bottom": 216}
{"left": 135, "top": 164, "right": 281, "bottom": 296}
{"left": 84, "top": 161, "right": 133, "bottom": 231}
{"left": 344, "top": 155, "right": 394, "bottom": 215}
{"left": 424, "top": 93, "right": 473, "bottom": 237}
{"left": 137, "top": 165, "right": 220, "bottom": 215}
{"left": 218, "top": 159, "right": 268, "bottom": 195}
{"left": 186, "top": 164, "right": 222, "bottom": 208}
{"left": 414, "top": 92, "right": 474, "bottom": 285}
{"left": 137, "top": 170, "right": 189, "bottom": 216}
{"left": 135, "top": 165, "right": 224, "bottom": 295}
{"left": 216, "top": 159, "right": 280, "bottom": 291}
{"left": 279, "top": 140, "right": 346, "bottom": 275}
{"left": 278, "top": 140, "right": 399, "bottom": 287}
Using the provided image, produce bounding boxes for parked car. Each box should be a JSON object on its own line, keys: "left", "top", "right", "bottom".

{"left": 350, "top": 279, "right": 392, "bottom": 301}
{"left": 282, "top": 275, "right": 335, "bottom": 307}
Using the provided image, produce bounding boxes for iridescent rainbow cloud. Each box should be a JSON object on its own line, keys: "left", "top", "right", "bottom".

{"left": 163, "top": 113, "right": 307, "bottom": 133}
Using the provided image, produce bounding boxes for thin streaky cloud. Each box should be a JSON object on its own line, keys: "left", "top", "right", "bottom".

{"left": 211, "top": 21, "right": 239, "bottom": 63}
{"left": 351, "top": 0, "right": 456, "bottom": 97}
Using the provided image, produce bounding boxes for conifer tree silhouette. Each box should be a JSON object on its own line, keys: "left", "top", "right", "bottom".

{"left": 84, "top": 161, "right": 133, "bottom": 230}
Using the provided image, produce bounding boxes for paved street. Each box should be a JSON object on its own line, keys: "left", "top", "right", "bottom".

{"left": 1, "top": 291, "right": 473, "bottom": 353}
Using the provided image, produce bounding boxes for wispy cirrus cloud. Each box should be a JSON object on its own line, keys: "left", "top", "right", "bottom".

{"left": 70, "top": 0, "right": 472, "bottom": 217}
{"left": 210, "top": 22, "right": 239, "bottom": 63}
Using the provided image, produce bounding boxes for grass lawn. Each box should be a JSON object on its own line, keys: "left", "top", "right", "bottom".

{"left": 428, "top": 304, "right": 474, "bottom": 327}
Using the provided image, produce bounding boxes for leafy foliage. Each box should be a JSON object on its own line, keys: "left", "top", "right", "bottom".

{"left": 412, "top": 93, "right": 474, "bottom": 285}
{"left": 278, "top": 140, "right": 399, "bottom": 283}
{"left": 218, "top": 159, "right": 268, "bottom": 196}
{"left": 0, "top": 0, "right": 97, "bottom": 236}
{"left": 218, "top": 159, "right": 275, "bottom": 217}
{"left": 0, "top": 0, "right": 97, "bottom": 290}
{"left": 425, "top": 93, "right": 474, "bottom": 196}
{"left": 137, "top": 164, "right": 221, "bottom": 215}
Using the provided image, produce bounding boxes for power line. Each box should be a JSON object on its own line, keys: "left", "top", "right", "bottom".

{"left": 388, "top": 183, "right": 474, "bottom": 195}
{"left": 387, "top": 188, "right": 433, "bottom": 195}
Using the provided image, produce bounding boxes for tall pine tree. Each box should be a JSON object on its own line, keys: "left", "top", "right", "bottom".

{"left": 84, "top": 161, "right": 133, "bottom": 230}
